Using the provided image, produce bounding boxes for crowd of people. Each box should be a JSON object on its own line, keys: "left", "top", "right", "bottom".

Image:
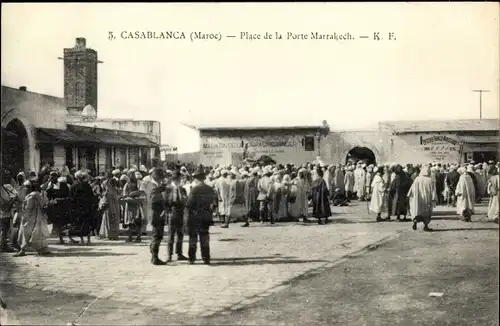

{"left": 1, "top": 157, "right": 498, "bottom": 265}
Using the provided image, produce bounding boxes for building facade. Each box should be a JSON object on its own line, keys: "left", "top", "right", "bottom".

{"left": 192, "top": 119, "right": 499, "bottom": 166}
{"left": 196, "top": 123, "right": 330, "bottom": 166}
{"left": 1, "top": 38, "right": 161, "bottom": 175}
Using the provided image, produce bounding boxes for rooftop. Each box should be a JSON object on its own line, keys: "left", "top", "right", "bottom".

{"left": 1, "top": 85, "right": 157, "bottom": 124}
{"left": 183, "top": 121, "right": 329, "bottom": 131}
{"left": 380, "top": 119, "right": 500, "bottom": 134}
{"left": 1, "top": 85, "right": 66, "bottom": 114}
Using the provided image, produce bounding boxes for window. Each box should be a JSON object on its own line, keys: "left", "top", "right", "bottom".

{"left": 304, "top": 136, "right": 315, "bottom": 152}
{"left": 75, "top": 82, "right": 85, "bottom": 100}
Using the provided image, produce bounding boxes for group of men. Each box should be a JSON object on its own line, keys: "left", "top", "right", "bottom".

{"left": 1, "top": 157, "right": 498, "bottom": 265}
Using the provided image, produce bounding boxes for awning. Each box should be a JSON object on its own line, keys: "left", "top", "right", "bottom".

{"left": 90, "top": 133, "right": 137, "bottom": 146}
{"left": 122, "top": 135, "right": 159, "bottom": 147}
{"left": 37, "top": 128, "right": 100, "bottom": 144}
{"left": 36, "top": 128, "right": 160, "bottom": 147}
{"left": 458, "top": 135, "right": 499, "bottom": 144}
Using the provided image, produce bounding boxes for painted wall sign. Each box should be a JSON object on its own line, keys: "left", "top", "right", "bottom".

{"left": 200, "top": 135, "right": 317, "bottom": 165}
{"left": 419, "top": 134, "right": 460, "bottom": 162}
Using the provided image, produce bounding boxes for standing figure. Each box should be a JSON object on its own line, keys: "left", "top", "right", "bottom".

{"left": 407, "top": 165, "right": 436, "bottom": 231}
{"left": 354, "top": 163, "right": 367, "bottom": 201}
{"left": 14, "top": 181, "right": 52, "bottom": 256}
{"left": 165, "top": 170, "right": 188, "bottom": 262}
{"left": 333, "top": 165, "right": 345, "bottom": 195}
{"left": 148, "top": 168, "right": 167, "bottom": 265}
{"left": 446, "top": 165, "right": 460, "bottom": 207}
{"left": 389, "top": 165, "right": 412, "bottom": 221}
{"left": 215, "top": 170, "right": 231, "bottom": 223}
{"left": 456, "top": 167, "right": 476, "bottom": 222}
{"left": 257, "top": 168, "right": 273, "bottom": 223}
{"left": 344, "top": 166, "right": 355, "bottom": 200}
{"left": 46, "top": 176, "right": 76, "bottom": 244}
{"left": 140, "top": 169, "right": 153, "bottom": 235}
{"left": 221, "top": 171, "right": 237, "bottom": 228}
{"left": 70, "top": 171, "right": 96, "bottom": 245}
{"left": 0, "top": 170, "right": 18, "bottom": 253}
{"left": 310, "top": 169, "right": 331, "bottom": 225}
{"left": 122, "top": 174, "right": 146, "bottom": 242}
{"left": 486, "top": 166, "right": 499, "bottom": 223}
{"left": 364, "top": 165, "right": 374, "bottom": 201}
{"left": 242, "top": 168, "right": 259, "bottom": 227}
{"left": 185, "top": 166, "right": 217, "bottom": 265}
{"left": 369, "top": 166, "right": 386, "bottom": 222}
{"left": 98, "top": 178, "right": 121, "bottom": 240}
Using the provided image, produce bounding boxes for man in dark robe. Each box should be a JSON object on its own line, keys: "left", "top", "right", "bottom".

{"left": 332, "top": 188, "right": 349, "bottom": 207}
{"left": 389, "top": 165, "right": 412, "bottom": 221}
{"left": 165, "top": 170, "right": 188, "bottom": 262}
{"left": 241, "top": 168, "right": 259, "bottom": 227}
{"left": 435, "top": 165, "right": 445, "bottom": 205}
{"left": 70, "top": 171, "right": 96, "bottom": 245}
{"left": 149, "top": 168, "right": 167, "bottom": 265}
{"left": 185, "top": 165, "right": 217, "bottom": 265}
{"left": 310, "top": 168, "right": 332, "bottom": 225}
{"left": 446, "top": 165, "right": 460, "bottom": 206}
{"left": 46, "top": 175, "right": 77, "bottom": 244}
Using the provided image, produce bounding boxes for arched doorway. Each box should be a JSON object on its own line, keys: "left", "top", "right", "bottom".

{"left": 2, "top": 118, "right": 29, "bottom": 176}
{"left": 346, "top": 147, "right": 376, "bottom": 166}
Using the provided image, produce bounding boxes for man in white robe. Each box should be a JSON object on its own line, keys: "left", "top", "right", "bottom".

{"left": 354, "top": 163, "right": 367, "bottom": 201}
{"left": 486, "top": 167, "right": 499, "bottom": 223}
{"left": 407, "top": 165, "right": 436, "bottom": 232}
{"left": 215, "top": 170, "right": 231, "bottom": 224}
{"left": 344, "top": 166, "right": 355, "bottom": 200}
{"left": 455, "top": 167, "right": 476, "bottom": 221}
{"left": 369, "top": 166, "right": 386, "bottom": 222}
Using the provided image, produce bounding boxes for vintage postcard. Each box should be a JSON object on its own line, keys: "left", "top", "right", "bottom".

{"left": 1, "top": 2, "right": 499, "bottom": 325}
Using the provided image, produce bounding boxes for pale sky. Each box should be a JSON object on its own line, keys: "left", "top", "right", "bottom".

{"left": 2, "top": 3, "right": 499, "bottom": 151}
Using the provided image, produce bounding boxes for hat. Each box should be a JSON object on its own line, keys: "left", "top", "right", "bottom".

{"left": 192, "top": 165, "right": 206, "bottom": 179}
{"left": 120, "top": 174, "right": 130, "bottom": 182}
{"left": 57, "top": 176, "right": 67, "bottom": 183}
{"left": 129, "top": 168, "right": 137, "bottom": 173}
{"left": 112, "top": 169, "right": 121, "bottom": 175}
{"left": 134, "top": 171, "right": 143, "bottom": 180}
{"left": 221, "top": 169, "right": 229, "bottom": 175}
{"left": 122, "top": 169, "right": 129, "bottom": 174}
{"left": 23, "top": 180, "right": 31, "bottom": 187}
{"left": 75, "top": 170, "right": 84, "bottom": 178}
{"left": 139, "top": 165, "right": 148, "bottom": 173}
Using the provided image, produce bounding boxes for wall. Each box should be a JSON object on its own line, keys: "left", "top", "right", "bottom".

{"left": 386, "top": 133, "right": 461, "bottom": 164}
{"left": 199, "top": 129, "right": 323, "bottom": 166}
{"left": 53, "top": 145, "right": 66, "bottom": 170}
{"left": 70, "top": 119, "right": 161, "bottom": 144}
{"left": 321, "top": 130, "right": 388, "bottom": 165}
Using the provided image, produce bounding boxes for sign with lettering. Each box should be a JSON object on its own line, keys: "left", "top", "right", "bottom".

{"left": 200, "top": 135, "right": 317, "bottom": 165}
{"left": 420, "top": 134, "right": 460, "bottom": 162}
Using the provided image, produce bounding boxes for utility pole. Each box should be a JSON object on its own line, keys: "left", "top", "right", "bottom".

{"left": 471, "top": 89, "right": 489, "bottom": 119}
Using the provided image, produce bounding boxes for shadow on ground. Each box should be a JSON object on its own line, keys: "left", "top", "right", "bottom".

{"left": 210, "top": 256, "right": 327, "bottom": 266}
{"left": 430, "top": 227, "right": 499, "bottom": 232}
